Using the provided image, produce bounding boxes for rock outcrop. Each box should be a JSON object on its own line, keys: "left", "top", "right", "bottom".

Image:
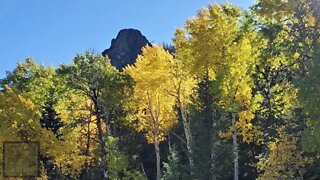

{"left": 102, "top": 29, "right": 150, "bottom": 69}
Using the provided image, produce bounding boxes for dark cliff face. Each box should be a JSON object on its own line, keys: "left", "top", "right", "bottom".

{"left": 102, "top": 29, "right": 150, "bottom": 69}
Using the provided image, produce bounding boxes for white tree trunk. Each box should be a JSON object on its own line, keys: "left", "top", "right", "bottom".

{"left": 154, "top": 142, "right": 161, "bottom": 180}
{"left": 232, "top": 113, "right": 239, "bottom": 180}
{"left": 179, "top": 102, "right": 194, "bottom": 170}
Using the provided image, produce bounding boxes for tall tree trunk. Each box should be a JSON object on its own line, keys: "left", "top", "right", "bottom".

{"left": 232, "top": 113, "right": 239, "bottom": 180}
{"left": 86, "top": 119, "right": 91, "bottom": 157}
{"left": 154, "top": 142, "right": 161, "bottom": 180}
{"left": 93, "top": 96, "right": 108, "bottom": 180}
{"left": 84, "top": 116, "right": 91, "bottom": 175}
{"left": 178, "top": 101, "right": 194, "bottom": 171}
{"left": 91, "top": 90, "right": 109, "bottom": 180}
{"left": 211, "top": 112, "right": 216, "bottom": 179}
{"left": 96, "top": 113, "right": 108, "bottom": 180}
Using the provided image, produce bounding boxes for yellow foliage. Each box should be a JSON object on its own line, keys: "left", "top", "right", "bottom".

{"left": 182, "top": 4, "right": 241, "bottom": 80}
{"left": 55, "top": 89, "right": 101, "bottom": 167}
{"left": 218, "top": 128, "right": 233, "bottom": 140}
{"left": 257, "top": 127, "right": 309, "bottom": 180}
{"left": 175, "top": 3, "right": 263, "bottom": 144}
{"left": 0, "top": 86, "right": 86, "bottom": 178}
{"left": 124, "top": 45, "right": 177, "bottom": 144}
{"left": 55, "top": 91, "right": 92, "bottom": 124}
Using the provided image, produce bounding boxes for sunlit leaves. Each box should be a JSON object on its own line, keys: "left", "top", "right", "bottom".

{"left": 0, "top": 86, "right": 86, "bottom": 177}
{"left": 180, "top": 4, "right": 241, "bottom": 80}
{"left": 257, "top": 127, "right": 309, "bottom": 179}
{"left": 125, "top": 45, "right": 177, "bottom": 144}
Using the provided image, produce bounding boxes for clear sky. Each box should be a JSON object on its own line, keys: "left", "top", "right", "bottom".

{"left": 0, "top": 0, "right": 254, "bottom": 79}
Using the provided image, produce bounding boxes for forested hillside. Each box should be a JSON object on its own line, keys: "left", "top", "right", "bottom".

{"left": 1, "top": 0, "right": 320, "bottom": 179}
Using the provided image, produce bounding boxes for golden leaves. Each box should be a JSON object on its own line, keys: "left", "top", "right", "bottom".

{"left": 0, "top": 86, "right": 86, "bottom": 178}
{"left": 237, "top": 110, "right": 263, "bottom": 143}
{"left": 179, "top": 4, "right": 241, "bottom": 80}
{"left": 125, "top": 45, "right": 177, "bottom": 144}
{"left": 257, "top": 127, "right": 310, "bottom": 179}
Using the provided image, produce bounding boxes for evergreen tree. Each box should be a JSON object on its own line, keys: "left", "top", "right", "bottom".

{"left": 40, "top": 88, "right": 64, "bottom": 138}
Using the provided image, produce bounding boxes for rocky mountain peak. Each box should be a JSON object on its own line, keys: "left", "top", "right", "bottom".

{"left": 102, "top": 28, "right": 150, "bottom": 69}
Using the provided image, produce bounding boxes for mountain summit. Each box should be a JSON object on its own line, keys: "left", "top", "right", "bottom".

{"left": 102, "top": 29, "right": 150, "bottom": 69}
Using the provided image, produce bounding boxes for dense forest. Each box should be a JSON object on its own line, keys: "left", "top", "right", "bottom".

{"left": 1, "top": 0, "right": 320, "bottom": 179}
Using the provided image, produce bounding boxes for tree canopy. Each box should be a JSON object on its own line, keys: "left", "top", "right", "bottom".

{"left": 1, "top": 1, "right": 320, "bottom": 179}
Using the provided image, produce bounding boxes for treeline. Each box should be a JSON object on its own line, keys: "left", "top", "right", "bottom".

{"left": 1, "top": 0, "right": 320, "bottom": 179}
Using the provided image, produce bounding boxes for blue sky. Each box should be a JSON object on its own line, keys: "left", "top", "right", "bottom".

{"left": 0, "top": 0, "right": 254, "bottom": 78}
